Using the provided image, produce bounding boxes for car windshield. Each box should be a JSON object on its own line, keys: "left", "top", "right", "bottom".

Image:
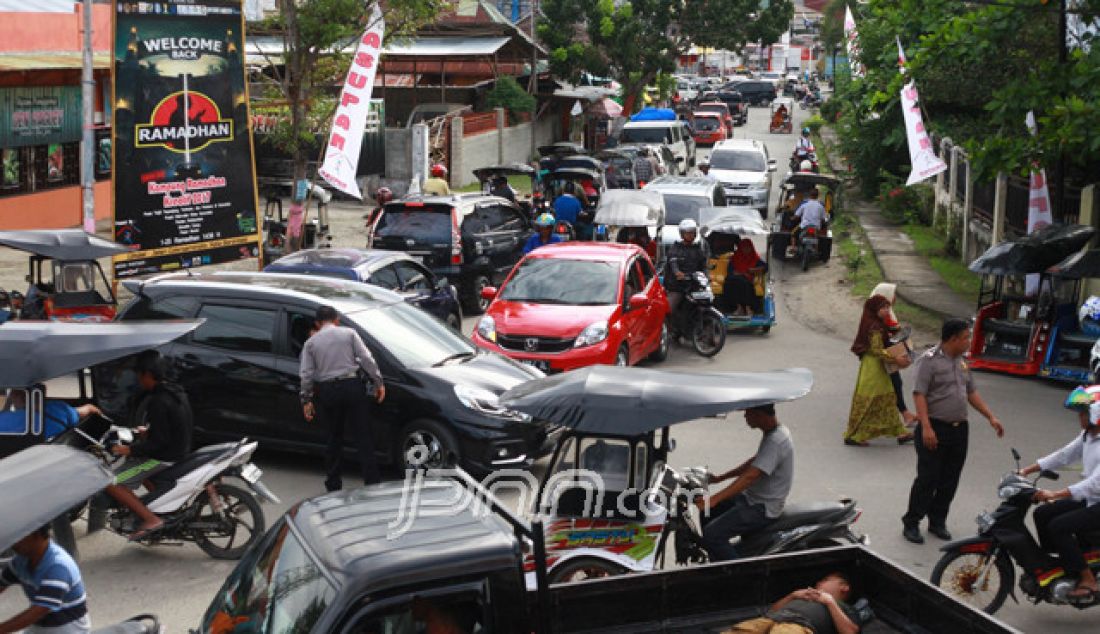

{"left": 710, "top": 150, "right": 765, "bottom": 172}
{"left": 661, "top": 194, "right": 711, "bottom": 226}
{"left": 500, "top": 258, "right": 620, "bottom": 305}
{"left": 201, "top": 520, "right": 336, "bottom": 634}
{"left": 694, "top": 118, "right": 720, "bottom": 132}
{"left": 374, "top": 206, "right": 452, "bottom": 241}
{"left": 349, "top": 302, "right": 476, "bottom": 368}
{"left": 621, "top": 127, "right": 671, "bottom": 144}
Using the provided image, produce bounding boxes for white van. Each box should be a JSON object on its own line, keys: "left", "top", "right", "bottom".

{"left": 619, "top": 121, "right": 696, "bottom": 175}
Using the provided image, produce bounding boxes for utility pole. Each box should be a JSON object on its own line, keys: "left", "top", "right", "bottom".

{"left": 80, "top": 0, "right": 95, "bottom": 233}
{"left": 1056, "top": 0, "right": 1068, "bottom": 220}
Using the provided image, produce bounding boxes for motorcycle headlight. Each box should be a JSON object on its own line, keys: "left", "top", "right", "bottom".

{"left": 476, "top": 315, "right": 496, "bottom": 342}
{"left": 454, "top": 385, "right": 529, "bottom": 421}
{"left": 574, "top": 321, "right": 609, "bottom": 348}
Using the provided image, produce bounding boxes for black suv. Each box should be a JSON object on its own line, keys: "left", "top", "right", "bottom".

{"left": 369, "top": 193, "right": 534, "bottom": 314}
{"left": 102, "top": 272, "right": 558, "bottom": 474}
{"left": 725, "top": 80, "right": 777, "bottom": 106}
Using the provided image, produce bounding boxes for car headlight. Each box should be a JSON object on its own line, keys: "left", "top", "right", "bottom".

{"left": 574, "top": 321, "right": 609, "bottom": 348}
{"left": 477, "top": 315, "right": 496, "bottom": 342}
{"left": 454, "top": 385, "right": 530, "bottom": 421}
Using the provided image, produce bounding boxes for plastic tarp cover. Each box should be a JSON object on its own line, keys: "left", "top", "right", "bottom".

{"left": 970, "top": 224, "right": 1096, "bottom": 275}
{"left": 500, "top": 366, "right": 813, "bottom": 435}
{"left": 594, "top": 190, "right": 666, "bottom": 227}
{"left": 629, "top": 107, "right": 678, "bottom": 122}
{"left": 0, "top": 445, "right": 113, "bottom": 552}
{"left": 699, "top": 206, "right": 770, "bottom": 236}
{"left": 0, "top": 229, "right": 128, "bottom": 261}
{"left": 1049, "top": 249, "right": 1100, "bottom": 279}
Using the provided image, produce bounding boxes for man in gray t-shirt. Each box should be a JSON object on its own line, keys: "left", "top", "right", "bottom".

{"left": 696, "top": 403, "right": 795, "bottom": 561}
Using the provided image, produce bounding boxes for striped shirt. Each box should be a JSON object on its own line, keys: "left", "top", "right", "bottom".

{"left": 0, "top": 542, "right": 89, "bottom": 630}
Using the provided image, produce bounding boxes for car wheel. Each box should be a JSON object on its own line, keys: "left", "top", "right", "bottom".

{"left": 614, "top": 344, "right": 630, "bottom": 367}
{"left": 399, "top": 420, "right": 460, "bottom": 470}
{"left": 461, "top": 274, "right": 492, "bottom": 315}
{"left": 648, "top": 322, "right": 670, "bottom": 362}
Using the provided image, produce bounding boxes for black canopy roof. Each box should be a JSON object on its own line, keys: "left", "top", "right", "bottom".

{"left": 0, "top": 229, "right": 128, "bottom": 261}
{"left": 1048, "top": 248, "right": 1100, "bottom": 279}
{"left": 969, "top": 224, "right": 1096, "bottom": 275}
{"left": 538, "top": 142, "right": 587, "bottom": 157}
{"left": 0, "top": 446, "right": 114, "bottom": 552}
{"left": 499, "top": 366, "right": 813, "bottom": 436}
{"left": 472, "top": 163, "right": 537, "bottom": 182}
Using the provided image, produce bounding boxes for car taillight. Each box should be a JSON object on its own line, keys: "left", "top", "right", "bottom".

{"left": 270, "top": 235, "right": 283, "bottom": 247}
{"left": 451, "top": 211, "right": 463, "bottom": 265}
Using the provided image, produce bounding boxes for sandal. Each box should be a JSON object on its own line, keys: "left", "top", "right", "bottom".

{"left": 128, "top": 521, "right": 164, "bottom": 542}
{"left": 897, "top": 434, "right": 914, "bottom": 445}
{"left": 844, "top": 438, "right": 869, "bottom": 447}
{"left": 1068, "top": 585, "right": 1099, "bottom": 599}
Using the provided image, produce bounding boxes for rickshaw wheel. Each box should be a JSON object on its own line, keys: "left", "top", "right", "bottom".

{"left": 549, "top": 557, "right": 628, "bottom": 584}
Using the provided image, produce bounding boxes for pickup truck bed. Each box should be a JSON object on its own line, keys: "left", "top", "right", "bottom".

{"left": 535, "top": 546, "right": 1016, "bottom": 634}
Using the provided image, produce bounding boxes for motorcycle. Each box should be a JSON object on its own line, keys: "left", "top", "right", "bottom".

{"left": 789, "top": 149, "right": 819, "bottom": 173}
{"left": 797, "top": 226, "right": 822, "bottom": 272}
{"left": 931, "top": 448, "right": 1100, "bottom": 614}
{"left": 92, "top": 614, "right": 162, "bottom": 634}
{"left": 62, "top": 420, "right": 280, "bottom": 560}
{"left": 799, "top": 91, "right": 822, "bottom": 109}
{"left": 668, "top": 270, "right": 727, "bottom": 357}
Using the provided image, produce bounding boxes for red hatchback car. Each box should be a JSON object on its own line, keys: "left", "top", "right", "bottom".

{"left": 472, "top": 243, "right": 670, "bottom": 372}
{"left": 692, "top": 112, "right": 728, "bottom": 146}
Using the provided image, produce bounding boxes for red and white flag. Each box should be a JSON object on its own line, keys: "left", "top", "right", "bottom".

{"left": 1024, "top": 111, "right": 1054, "bottom": 294}
{"left": 900, "top": 81, "right": 947, "bottom": 185}
{"left": 844, "top": 5, "right": 864, "bottom": 77}
{"left": 318, "top": 4, "right": 384, "bottom": 199}
{"left": 897, "top": 36, "right": 907, "bottom": 74}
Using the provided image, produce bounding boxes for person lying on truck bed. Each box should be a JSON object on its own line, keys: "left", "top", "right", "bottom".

{"left": 721, "top": 571, "right": 861, "bottom": 634}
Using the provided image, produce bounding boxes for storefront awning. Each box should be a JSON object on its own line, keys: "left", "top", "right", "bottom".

{"left": 0, "top": 52, "right": 110, "bottom": 72}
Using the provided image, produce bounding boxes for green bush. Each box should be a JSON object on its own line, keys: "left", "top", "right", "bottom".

{"left": 819, "top": 97, "right": 842, "bottom": 123}
{"left": 804, "top": 114, "right": 826, "bottom": 133}
{"left": 877, "top": 176, "right": 934, "bottom": 226}
{"left": 485, "top": 76, "right": 535, "bottom": 123}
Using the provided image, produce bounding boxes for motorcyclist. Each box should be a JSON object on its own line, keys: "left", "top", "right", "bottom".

{"left": 552, "top": 182, "right": 583, "bottom": 227}
{"left": 1018, "top": 387, "right": 1100, "bottom": 599}
{"left": 103, "top": 352, "right": 194, "bottom": 541}
{"left": 666, "top": 218, "right": 708, "bottom": 314}
{"left": 789, "top": 188, "right": 827, "bottom": 254}
{"left": 424, "top": 164, "right": 451, "bottom": 196}
{"left": 795, "top": 128, "right": 815, "bottom": 161}
{"left": 523, "top": 212, "right": 565, "bottom": 254}
{"left": 363, "top": 186, "right": 393, "bottom": 227}
{"left": 490, "top": 175, "right": 517, "bottom": 203}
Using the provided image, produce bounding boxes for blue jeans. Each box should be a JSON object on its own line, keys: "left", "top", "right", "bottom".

{"left": 700, "top": 494, "right": 771, "bottom": 562}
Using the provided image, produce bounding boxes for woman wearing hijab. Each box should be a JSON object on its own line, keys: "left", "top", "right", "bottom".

{"left": 722, "top": 238, "right": 767, "bottom": 316}
{"left": 844, "top": 294, "right": 914, "bottom": 446}
{"left": 870, "top": 282, "right": 919, "bottom": 427}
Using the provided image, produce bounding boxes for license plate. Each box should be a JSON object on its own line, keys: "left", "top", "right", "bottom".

{"left": 240, "top": 463, "right": 262, "bottom": 484}
{"left": 519, "top": 359, "right": 550, "bottom": 372}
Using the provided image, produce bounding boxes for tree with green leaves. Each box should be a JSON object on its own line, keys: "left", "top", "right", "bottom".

{"left": 251, "top": 0, "right": 447, "bottom": 186}
{"left": 539, "top": 0, "right": 793, "bottom": 113}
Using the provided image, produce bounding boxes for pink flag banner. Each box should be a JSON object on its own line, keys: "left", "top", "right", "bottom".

{"left": 900, "top": 81, "right": 947, "bottom": 185}
{"left": 844, "top": 5, "right": 864, "bottom": 77}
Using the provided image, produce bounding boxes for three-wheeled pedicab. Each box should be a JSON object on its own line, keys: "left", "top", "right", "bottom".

{"left": 0, "top": 229, "right": 127, "bottom": 322}
{"left": 700, "top": 206, "right": 777, "bottom": 333}
{"left": 473, "top": 163, "right": 543, "bottom": 216}
{"left": 496, "top": 366, "right": 866, "bottom": 585}
{"left": 596, "top": 149, "right": 639, "bottom": 190}
{"left": 593, "top": 189, "right": 665, "bottom": 261}
{"left": 967, "top": 225, "right": 1096, "bottom": 378}
{"left": 1043, "top": 249, "right": 1100, "bottom": 382}
{"left": 768, "top": 97, "right": 795, "bottom": 134}
{"left": 771, "top": 172, "right": 839, "bottom": 270}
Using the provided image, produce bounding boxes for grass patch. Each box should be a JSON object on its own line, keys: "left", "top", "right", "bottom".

{"left": 901, "top": 223, "right": 981, "bottom": 305}
{"left": 456, "top": 174, "right": 535, "bottom": 194}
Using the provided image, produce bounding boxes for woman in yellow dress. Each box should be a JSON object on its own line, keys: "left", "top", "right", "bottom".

{"left": 844, "top": 294, "right": 913, "bottom": 446}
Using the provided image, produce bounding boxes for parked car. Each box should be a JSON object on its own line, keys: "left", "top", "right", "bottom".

{"left": 691, "top": 112, "right": 728, "bottom": 146}
{"left": 472, "top": 243, "right": 669, "bottom": 373}
{"left": 715, "top": 90, "right": 749, "bottom": 125}
{"left": 617, "top": 144, "right": 677, "bottom": 178}
{"left": 694, "top": 101, "right": 735, "bottom": 134}
{"left": 725, "top": 80, "right": 777, "bottom": 106}
{"left": 708, "top": 138, "right": 778, "bottom": 218}
{"left": 642, "top": 176, "right": 728, "bottom": 247}
{"left": 619, "top": 120, "right": 695, "bottom": 174}
{"left": 103, "top": 272, "right": 559, "bottom": 473}
{"left": 263, "top": 248, "right": 463, "bottom": 330}
{"left": 368, "top": 194, "right": 535, "bottom": 315}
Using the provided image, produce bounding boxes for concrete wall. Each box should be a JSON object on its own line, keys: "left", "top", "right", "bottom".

{"left": 450, "top": 114, "right": 559, "bottom": 188}
{"left": 384, "top": 128, "right": 412, "bottom": 181}
{"left": 0, "top": 181, "right": 111, "bottom": 230}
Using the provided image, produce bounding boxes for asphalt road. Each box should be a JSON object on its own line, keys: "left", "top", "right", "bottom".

{"left": 2, "top": 105, "right": 1089, "bottom": 632}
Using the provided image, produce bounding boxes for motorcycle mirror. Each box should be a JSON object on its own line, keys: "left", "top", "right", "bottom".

{"left": 1041, "top": 469, "right": 1061, "bottom": 481}
{"left": 1011, "top": 448, "right": 1021, "bottom": 462}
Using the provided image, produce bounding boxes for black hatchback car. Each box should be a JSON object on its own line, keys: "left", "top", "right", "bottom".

{"left": 101, "top": 272, "right": 557, "bottom": 474}
{"left": 263, "top": 248, "right": 462, "bottom": 330}
{"left": 368, "top": 194, "right": 534, "bottom": 315}
{"left": 726, "top": 80, "right": 777, "bottom": 106}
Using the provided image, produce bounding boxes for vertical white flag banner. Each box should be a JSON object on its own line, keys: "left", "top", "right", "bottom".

{"left": 319, "top": 4, "right": 385, "bottom": 199}
{"left": 1024, "top": 111, "right": 1053, "bottom": 295}
{"left": 900, "top": 81, "right": 947, "bottom": 185}
{"left": 843, "top": 5, "right": 863, "bottom": 77}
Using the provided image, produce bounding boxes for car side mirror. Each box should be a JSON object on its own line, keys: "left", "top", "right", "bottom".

{"left": 480, "top": 286, "right": 498, "bottom": 301}
{"left": 628, "top": 293, "right": 650, "bottom": 310}
{"left": 767, "top": 159, "right": 777, "bottom": 172}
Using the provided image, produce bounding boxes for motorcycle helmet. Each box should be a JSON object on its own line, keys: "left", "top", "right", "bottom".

{"left": 374, "top": 186, "right": 393, "bottom": 204}
{"left": 802, "top": 127, "right": 811, "bottom": 135}
{"left": 534, "top": 212, "right": 556, "bottom": 228}
{"left": 430, "top": 163, "right": 448, "bottom": 178}
{"left": 799, "top": 160, "right": 813, "bottom": 172}
{"left": 678, "top": 218, "right": 698, "bottom": 235}
{"left": 1064, "top": 385, "right": 1100, "bottom": 412}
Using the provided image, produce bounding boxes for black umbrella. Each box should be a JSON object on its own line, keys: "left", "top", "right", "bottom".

{"left": 1048, "top": 248, "right": 1100, "bottom": 279}
{"left": 0, "top": 445, "right": 113, "bottom": 552}
{"left": 969, "top": 224, "right": 1096, "bottom": 275}
{"left": 0, "top": 229, "right": 128, "bottom": 261}
{"left": 0, "top": 320, "right": 202, "bottom": 388}
{"left": 499, "top": 366, "right": 813, "bottom": 436}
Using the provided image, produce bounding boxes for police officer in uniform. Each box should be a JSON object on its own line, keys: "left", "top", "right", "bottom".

{"left": 902, "top": 318, "right": 1005, "bottom": 544}
{"left": 300, "top": 305, "right": 386, "bottom": 491}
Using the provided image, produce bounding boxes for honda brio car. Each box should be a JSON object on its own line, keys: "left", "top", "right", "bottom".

{"left": 472, "top": 243, "right": 670, "bottom": 372}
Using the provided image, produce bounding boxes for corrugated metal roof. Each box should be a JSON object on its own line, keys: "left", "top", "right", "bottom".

{"left": 0, "top": 0, "right": 73, "bottom": 11}
{"left": 381, "top": 36, "right": 512, "bottom": 57}
{"left": 0, "top": 52, "right": 110, "bottom": 71}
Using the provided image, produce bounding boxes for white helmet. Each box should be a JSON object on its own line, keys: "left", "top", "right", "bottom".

{"left": 800, "top": 160, "right": 812, "bottom": 171}
{"left": 679, "top": 218, "right": 698, "bottom": 234}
